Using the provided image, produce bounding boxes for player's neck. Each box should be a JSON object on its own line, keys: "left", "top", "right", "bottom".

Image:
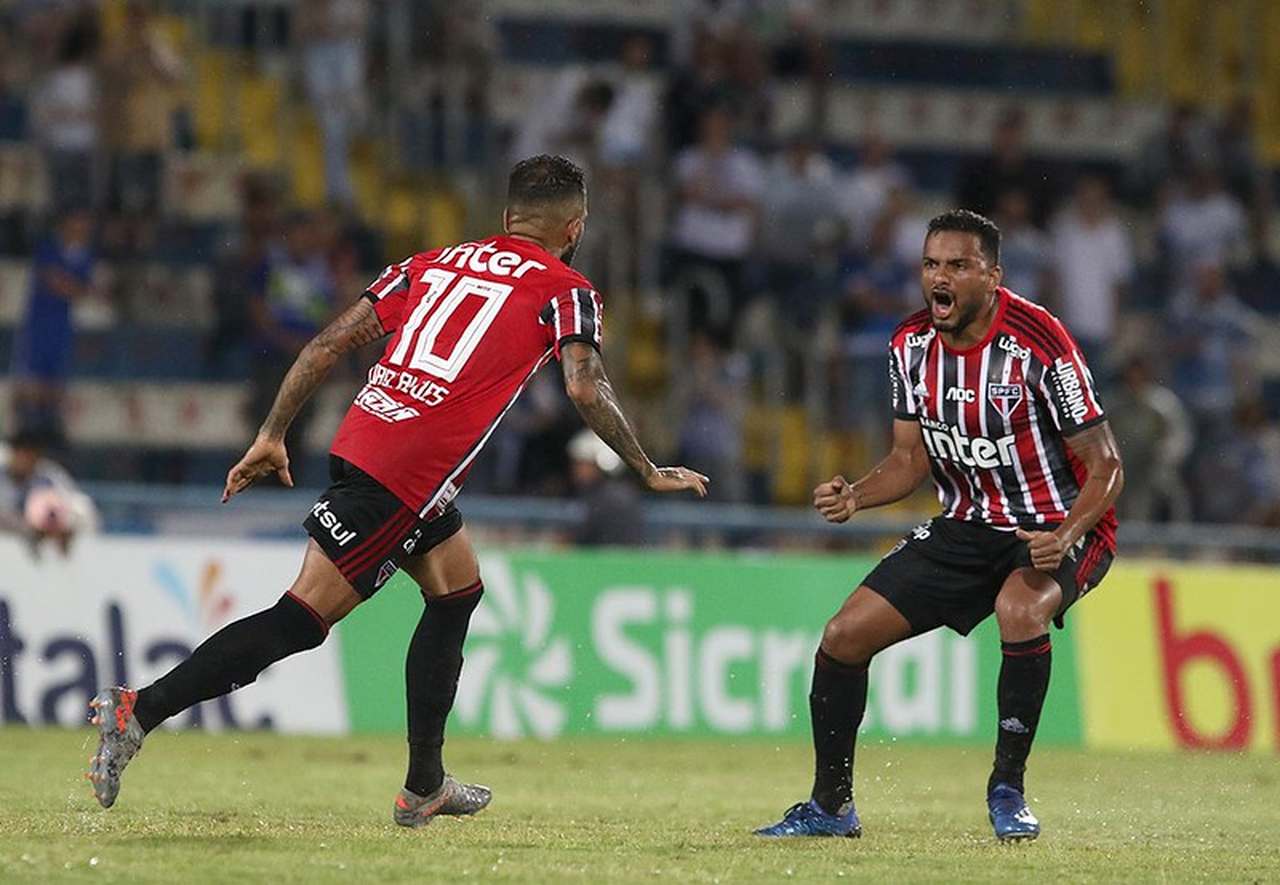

{"left": 939, "top": 291, "right": 1000, "bottom": 351}
{"left": 504, "top": 231, "right": 559, "bottom": 258}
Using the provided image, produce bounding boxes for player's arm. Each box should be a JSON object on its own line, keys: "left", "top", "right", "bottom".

{"left": 1015, "top": 421, "right": 1124, "bottom": 570}
{"left": 223, "top": 298, "right": 386, "bottom": 502}
{"left": 560, "top": 342, "right": 708, "bottom": 497}
{"left": 815, "top": 418, "right": 930, "bottom": 523}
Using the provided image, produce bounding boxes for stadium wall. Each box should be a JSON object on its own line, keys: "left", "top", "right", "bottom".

{"left": 2, "top": 538, "right": 1276, "bottom": 753}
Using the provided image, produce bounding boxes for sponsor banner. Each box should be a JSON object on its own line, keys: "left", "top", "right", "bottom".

{"left": 0, "top": 537, "right": 348, "bottom": 733}
{"left": 1074, "top": 562, "right": 1280, "bottom": 753}
{"left": 339, "top": 550, "right": 1084, "bottom": 743}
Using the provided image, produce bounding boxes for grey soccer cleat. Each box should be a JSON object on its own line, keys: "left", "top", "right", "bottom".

{"left": 393, "top": 775, "right": 492, "bottom": 828}
{"left": 87, "top": 687, "right": 145, "bottom": 808}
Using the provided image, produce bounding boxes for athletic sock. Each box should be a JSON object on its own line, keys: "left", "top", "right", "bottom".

{"left": 132, "top": 593, "right": 328, "bottom": 733}
{"left": 404, "top": 581, "right": 484, "bottom": 797}
{"left": 989, "top": 634, "right": 1052, "bottom": 796}
{"left": 809, "top": 647, "right": 869, "bottom": 815}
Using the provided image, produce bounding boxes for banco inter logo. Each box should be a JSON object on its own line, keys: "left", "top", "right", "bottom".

{"left": 454, "top": 555, "right": 571, "bottom": 738}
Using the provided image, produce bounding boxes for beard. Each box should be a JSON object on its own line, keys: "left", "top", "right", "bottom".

{"left": 560, "top": 234, "right": 582, "bottom": 267}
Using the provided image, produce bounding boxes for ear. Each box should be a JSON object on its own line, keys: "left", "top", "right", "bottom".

{"left": 990, "top": 263, "right": 1004, "bottom": 290}
{"left": 502, "top": 208, "right": 511, "bottom": 232}
{"left": 567, "top": 215, "right": 585, "bottom": 243}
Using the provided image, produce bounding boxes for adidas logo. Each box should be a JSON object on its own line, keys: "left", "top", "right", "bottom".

{"left": 999, "top": 717, "right": 1030, "bottom": 734}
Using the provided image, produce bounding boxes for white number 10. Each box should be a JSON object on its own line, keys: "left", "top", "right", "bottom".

{"left": 387, "top": 268, "right": 512, "bottom": 382}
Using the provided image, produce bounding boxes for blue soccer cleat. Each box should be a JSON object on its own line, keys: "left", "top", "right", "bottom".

{"left": 754, "top": 799, "right": 862, "bottom": 838}
{"left": 988, "top": 783, "right": 1040, "bottom": 842}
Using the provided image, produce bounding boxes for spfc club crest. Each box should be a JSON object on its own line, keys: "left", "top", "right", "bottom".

{"left": 988, "top": 383, "right": 1024, "bottom": 419}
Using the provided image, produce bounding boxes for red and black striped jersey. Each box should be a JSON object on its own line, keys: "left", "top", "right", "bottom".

{"left": 329, "top": 235, "right": 602, "bottom": 518}
{"left": 888, "top": 287, "right": 1116, "bottom": 551}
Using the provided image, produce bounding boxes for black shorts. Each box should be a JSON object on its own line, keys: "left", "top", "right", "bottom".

{"left": 303, "top": 456, "right": 464, "bottom": 599}
{"left": 861, "top": 517, "right": 1114, "bottom": 636}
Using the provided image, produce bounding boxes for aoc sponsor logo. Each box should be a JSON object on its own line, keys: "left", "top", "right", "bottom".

{"left": 919, "top": 417, "right": 1018, "bottom": 470}
{"left": 945, "top": 387, "right": 976, "bottom": 403}
{"left": 998, "top": 335, "right": 1031, "bottom": 362}
{"left": 1052, "top": 357, "right": 1090, "bottom": 423}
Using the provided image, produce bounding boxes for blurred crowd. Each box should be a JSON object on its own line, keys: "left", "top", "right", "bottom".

{"left": 2, "top": 1, "right": 1279, "bottom": 533}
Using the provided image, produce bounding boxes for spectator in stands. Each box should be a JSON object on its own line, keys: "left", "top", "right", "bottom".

{"left": 955, "top": 107, "right": 1053, "bottom": 226}
{"left": 1216, "top": 95, "right": 1266, "bottom": 211}
{"left": 1159, "top": 165, "right": 1248, "bottom": 292}
{"left": 838, "top": 134, "right": 912, "bottom": 252}
{"left": 296, "top": 0, "right": 369, "bottom": 208}
{"left": 668, "top": 103, "right": 764, "bottom": 341}
{"left": 98, "top": 0, "right": 183, "bottom": 253}
{"left": 11, "top": 206, "right": 96, "bottom": 441}
{"left": 1167, "top": 259, "right": 1260, "bottom": 431}
{"left": 673, "top": 332, "right": 746, "bottom": 502}
{"left": 665, "top": 31, "right": 732, "bottom": 154}
{"left": 1127, "top": 103, "right": 1215, "bottom": 206}
{"left": 1107, "top": 354, "right": 1193, "bottom": 523}
{"left": 207, "top": 171, "right": 282, "bottom": 374}
{"left": 1194, "top": 398, "right": 1280, "bottom": 526}
{"left": 992, "top": 188, "right": 1052, "bottom": 301}
{"left": 247, "top": 211, "right": 338, "bottom": 481}
{"left": 1049, "top": 175, "right": 1132, "bottom": 373}
{"left": 599, "top": 34, "right": 660, "bottom": 169}
{"left": 30, "top": 10, "right": 98, "bottom": 212}
{"left": 835, "top": 213, "right": 912, "bottom": 433}
{"left": 0, "top": 427, "right": 97, "bottom": 557}
{"left": 567, "top": 430, "right": 646, "bottom": 547}
{"left": 758, "top": 134, "right": 841, "bottom": 328}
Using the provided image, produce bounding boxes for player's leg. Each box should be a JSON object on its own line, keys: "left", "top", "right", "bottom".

{"left": 756, "top": 584, "right": 919, "bottom": 838}
{"left": 985, "top": 566, "right": 1061, "bottom": 841}
{"left": 88, "top": 541, "right": 356, "bottom": 808}
{"left": 810, "top": 586, "right": 915, "bottom": 813}
{"left": 393, "top": 517, "right": 492, "bottom": 826}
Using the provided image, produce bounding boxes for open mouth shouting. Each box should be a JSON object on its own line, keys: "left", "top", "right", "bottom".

{"left": 930, "top": 288, "right": 955, "bottom": 323}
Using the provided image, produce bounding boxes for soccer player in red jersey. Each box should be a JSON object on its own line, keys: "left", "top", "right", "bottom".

{"left": 756, "top": 210, "right": 1123, "bottom": 841}
{"left": 87, "top": 156, "right": 709, "bottom": 823}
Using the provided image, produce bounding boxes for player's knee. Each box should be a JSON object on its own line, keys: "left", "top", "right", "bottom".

{"left": 821, "top": 614, "right": 874, "bottom": 666}
{"left": 994, "top": 592, "right": 1050, "bottom": 637}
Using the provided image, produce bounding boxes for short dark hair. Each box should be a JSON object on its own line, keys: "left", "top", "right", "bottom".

{"left": 927, "top": 209, "right": 1001, "bottom": 265}
{"left": 507, "top": 155, "right": 587, "bottom": 211}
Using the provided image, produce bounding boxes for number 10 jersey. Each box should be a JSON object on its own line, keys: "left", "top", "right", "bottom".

{"left": 329, "top": 235, "right": 602, "bottom": 518}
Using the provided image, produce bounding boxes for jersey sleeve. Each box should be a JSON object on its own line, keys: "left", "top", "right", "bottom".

{"left": 540, "top": 287, "right": 603, "bottom": 358}
{"left": 361, "top": 258, "right": 414, "bottom": 332}
{"left": 888, "top": 339, "right": 917, "bottom": 421}
{"left": 1040, "top": 322, "right": 1106, "bottom": 435}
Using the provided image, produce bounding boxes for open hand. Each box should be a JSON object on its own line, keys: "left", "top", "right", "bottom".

{"left": 646, "top": 466, "right": 710, "bottom": 497}
{"left": 1015, "top": 528, "right": 1068, "bottom": 571}
{"left": 814, "top": 475, "right": 857, "bottom": 523}
{"left": 223, "top": 436, "right": 292, "bottom": 502}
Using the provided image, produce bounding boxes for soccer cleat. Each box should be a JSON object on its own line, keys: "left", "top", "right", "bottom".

{"left": 988, "top": 783, "right": 1040, "bottom": 842}
{"left": 754, "top": 799, "right": 862, "bottom": 838}
{"left": 393, "top": 775, "right": 492, "bottom": 828}
{"left": 87, "top": 687, "right": 145, "bottom": 809}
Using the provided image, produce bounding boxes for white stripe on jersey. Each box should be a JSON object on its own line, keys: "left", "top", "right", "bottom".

{"left": 572, "top": 290, "right": 583, "bottom": 336}
{"left": 1027, "top": 366, "right": 1067, "bottom": 518}
{"left": 894, "top": 342, "right": 916, "bottom": 416}
{"left": 954, "top": 355, "right": 986, "bottom": 520}
{"left": 936, "top": 348, "right": 977, "bottom": 520}
{"left": 998, "top": 348, "right": 1038, "bottom": 518}
{"left": 553, "top": 296, "right": 564, "bottom": 343}
{"left": 1071, "top": 348, "right": 1104, "bottom": 417}
{"left": 420, "top": 347, "right": 557, "bottom": 518}
{"left": 591, "top": 290, "right": 604, "bottom": 345}
{"left": 976, "top": 346, "right": 1012, "bottom": 521}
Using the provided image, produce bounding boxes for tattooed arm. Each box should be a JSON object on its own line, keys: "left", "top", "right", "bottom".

{"left": 223, "top": 299, "right": 386, "bottom": 501}
{"left": 560, "top": 342, "right": 709, "bottom": 496}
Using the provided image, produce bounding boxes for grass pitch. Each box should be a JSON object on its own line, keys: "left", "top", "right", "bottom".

{"left": 0, "top": 729, "right": 1276, "bottom": 884}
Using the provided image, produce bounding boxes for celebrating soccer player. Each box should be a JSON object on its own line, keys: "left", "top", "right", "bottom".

{"left": 756, "top": 210, "right": 1123, "bottom": 842}
{"left": 86, "top": 155, "right": 709, "bottom": 824}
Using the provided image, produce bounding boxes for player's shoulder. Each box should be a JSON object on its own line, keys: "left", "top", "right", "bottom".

{"left": 999, "top": 289, "right": 1075, "bottom": 362}
{"left": 889, "top": 308, "right": 932, "bottom": 346}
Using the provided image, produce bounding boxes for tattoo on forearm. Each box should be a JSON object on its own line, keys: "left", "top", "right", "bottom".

{"left": 259, "top": 299, "right": 385, "bottom": 439}
{"left": 564, "top": 346, "right": 653, "bottom": 478}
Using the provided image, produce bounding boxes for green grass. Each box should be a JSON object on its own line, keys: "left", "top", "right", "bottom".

{"left": 0, "top": 729, "right": 1277, "bottom": 884}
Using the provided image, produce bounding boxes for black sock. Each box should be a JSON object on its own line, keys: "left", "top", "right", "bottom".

{"left": 404, "top": 581, "right": 483, "bottom": 796}
{"left": 133, "top": 593, "right": 328, "bottom": 733}
{"left": 989, "top": 634, "right": 1052, "bottom": 795}
{"left": 809, "top": 647, "right": 869, "bottom": 815}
